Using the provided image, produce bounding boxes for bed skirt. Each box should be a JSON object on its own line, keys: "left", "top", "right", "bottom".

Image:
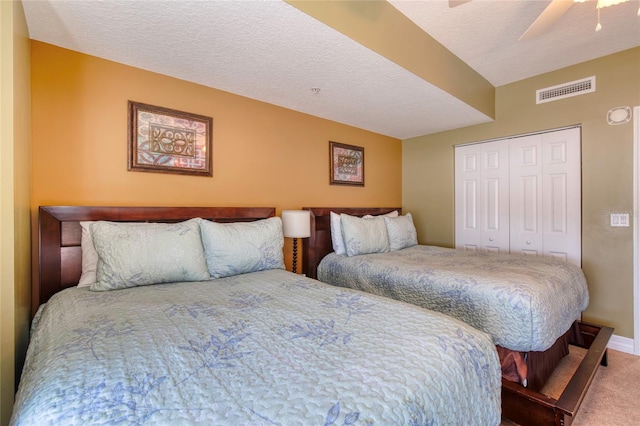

{"left": 499, "top": 322, "right": 582, "bottom": 391}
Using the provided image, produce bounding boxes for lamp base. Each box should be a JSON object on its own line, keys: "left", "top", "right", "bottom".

{"left": 292, "top": 237, "right": 298, "bottom": 274}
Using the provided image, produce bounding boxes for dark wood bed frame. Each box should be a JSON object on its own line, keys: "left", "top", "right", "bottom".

{"left": 34, "top": 206, "right": 276, "bottom": 315}
{"left": 302, "top": 207, "right": 614, "bottom": 426}
{"left": 35, "top": 205, "right": 613, "bottom": 425}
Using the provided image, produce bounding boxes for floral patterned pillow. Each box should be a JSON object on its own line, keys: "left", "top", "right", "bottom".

{"left": 199, "top": 217, "right": 285, "bottom": 279}
{"left": 385, "top": 213, "right": 418, "bottom": 251}
{"left": 340, "top": 214, "right": 390, "bottom": 257}
{"left": 90, "top": 219, "right": 210, "bottom": 291}
{"left": 331, "top": 211, "right": 398, "bottom": 255}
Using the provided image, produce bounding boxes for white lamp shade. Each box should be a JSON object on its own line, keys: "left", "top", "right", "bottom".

{"left": 281, "top": 210, "right": 311, "bottom": 238}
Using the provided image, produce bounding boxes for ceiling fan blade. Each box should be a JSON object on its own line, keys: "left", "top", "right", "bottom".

{"left": 519, "top": 0, "right": 574, "bottom": 41}
{"left": 449, "top": 0, "right": 472, "bottom": 7}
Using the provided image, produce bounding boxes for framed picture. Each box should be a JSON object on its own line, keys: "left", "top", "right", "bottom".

{"left": 329, "top": 141, "right": 364, "bottom": 186}
{"left": 128, "top": 101, "right": 213, "bottom": 176}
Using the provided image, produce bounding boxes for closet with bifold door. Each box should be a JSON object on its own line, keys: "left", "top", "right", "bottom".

{"left": 454, "top": 126, "right": 582, "bottom": 266}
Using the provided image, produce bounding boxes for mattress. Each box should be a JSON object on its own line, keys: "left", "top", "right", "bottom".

{"left": 11, "top": 269, "right": 501, "bottom": 425}
{"left": 318, "top": 245, "right": 589, "bottom": 352}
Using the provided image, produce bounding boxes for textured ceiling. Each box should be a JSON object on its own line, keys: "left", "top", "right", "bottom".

{"left": 21, "top": 0, "right": 640, "bottom": 140}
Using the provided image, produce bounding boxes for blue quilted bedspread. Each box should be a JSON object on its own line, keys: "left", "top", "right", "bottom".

{"left": 318, "top": 246, "right": 589, "bottom": 352}
{"left": 11, "top": 269, "right": 501, "bottom": 425}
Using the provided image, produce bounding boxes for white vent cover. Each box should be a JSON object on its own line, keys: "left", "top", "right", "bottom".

{"left": 536, "top": 76, "right": 596, "bottom": 104}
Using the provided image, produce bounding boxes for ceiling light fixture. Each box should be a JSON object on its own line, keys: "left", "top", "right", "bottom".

{"left": 311, "top": 88, "right": 320, "bottom": 94}
{"left": 575, "top": 0, "right": 634, "bottom": 31}
{"left": 595, "top": 0, "right": 628, "bottom": 7}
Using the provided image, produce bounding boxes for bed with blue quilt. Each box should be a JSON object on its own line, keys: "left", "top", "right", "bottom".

{"left": 303, "top": 207, "right": 613, "bottom": 426}
{"left": 318, "top": 245, "right": 589, "bottom": 354}
{"left": 11, "top": 206, "right": 502, "bottom": 426}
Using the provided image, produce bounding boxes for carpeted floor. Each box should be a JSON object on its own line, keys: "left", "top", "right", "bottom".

{"left": 502, "top": 348, "right": 640, "bottom": 425}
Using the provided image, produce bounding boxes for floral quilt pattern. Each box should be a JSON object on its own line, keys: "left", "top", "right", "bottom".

{"left": 12, "top": 269, "right": 501, "bottom": 425}
{"left": 318, "top": 245, "right": 589, "bottom": 351}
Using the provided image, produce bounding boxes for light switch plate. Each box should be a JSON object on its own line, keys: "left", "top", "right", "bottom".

{"left": 610, "top": 213, "right": 630, "bottom": 227}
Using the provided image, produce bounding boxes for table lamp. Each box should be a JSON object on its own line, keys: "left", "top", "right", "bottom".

{"left": 281, "top": 210, "right": 311, "bottom": 274}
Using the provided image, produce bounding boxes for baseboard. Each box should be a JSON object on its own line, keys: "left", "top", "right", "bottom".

{"left": 607, "top": 334, "right": 636, "bottom": 355}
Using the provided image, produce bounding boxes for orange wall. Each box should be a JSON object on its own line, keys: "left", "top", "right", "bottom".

{"left": 30, "top": 41, "right": 401, "bottom": 269}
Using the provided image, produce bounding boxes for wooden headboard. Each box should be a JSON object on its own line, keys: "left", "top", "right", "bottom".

{"left": 302, "top": 207, "right": 401, "bottom": 279}
{"left": 35, "top": 206, "right": 276, "bottom": 315}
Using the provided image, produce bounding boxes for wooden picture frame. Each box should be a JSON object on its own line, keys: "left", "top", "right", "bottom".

{"left": 329, "top": 141, "right": 364, "bottom": 186}
{"left": 128, "top": 101, "right": 213, "bottom": 176}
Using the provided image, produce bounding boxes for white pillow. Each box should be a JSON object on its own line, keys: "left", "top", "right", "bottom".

{"left": 78, "top": 221, "right": 98, "bottom": 287}
{"left": 363, "top": 211, "right": 399, "bottom": 219}
{"left": 340, "top": 214, "right": 390, "bottom": 257}
{"left": 330, "top": 210, "right": 398, "bottom": 255}
{"left": 385, "top": 213, "right": 418, "bottom": 251}
{"left": 330, "top": 212, "right": 347, "bottom": 255}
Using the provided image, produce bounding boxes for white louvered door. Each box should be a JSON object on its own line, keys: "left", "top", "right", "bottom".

{"left": 455, "top": 127, "right": 581, "bottom": 266}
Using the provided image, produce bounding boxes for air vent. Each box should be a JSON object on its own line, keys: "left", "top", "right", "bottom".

{"left": 536, "top": 76, "right": 596, "bottom": 104}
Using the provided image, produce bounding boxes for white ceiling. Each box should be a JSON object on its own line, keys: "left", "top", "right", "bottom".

{"left": 21, "top": 0, "right": 640, "bottom": 139}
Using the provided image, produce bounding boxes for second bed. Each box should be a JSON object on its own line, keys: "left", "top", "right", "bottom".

{"left": 303, "top": 206, "right": 613, "bottom": 426}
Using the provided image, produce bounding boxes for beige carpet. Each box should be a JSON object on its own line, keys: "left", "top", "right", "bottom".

{"left": 503, "top": 348, "right": 640, "bottom": 425}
